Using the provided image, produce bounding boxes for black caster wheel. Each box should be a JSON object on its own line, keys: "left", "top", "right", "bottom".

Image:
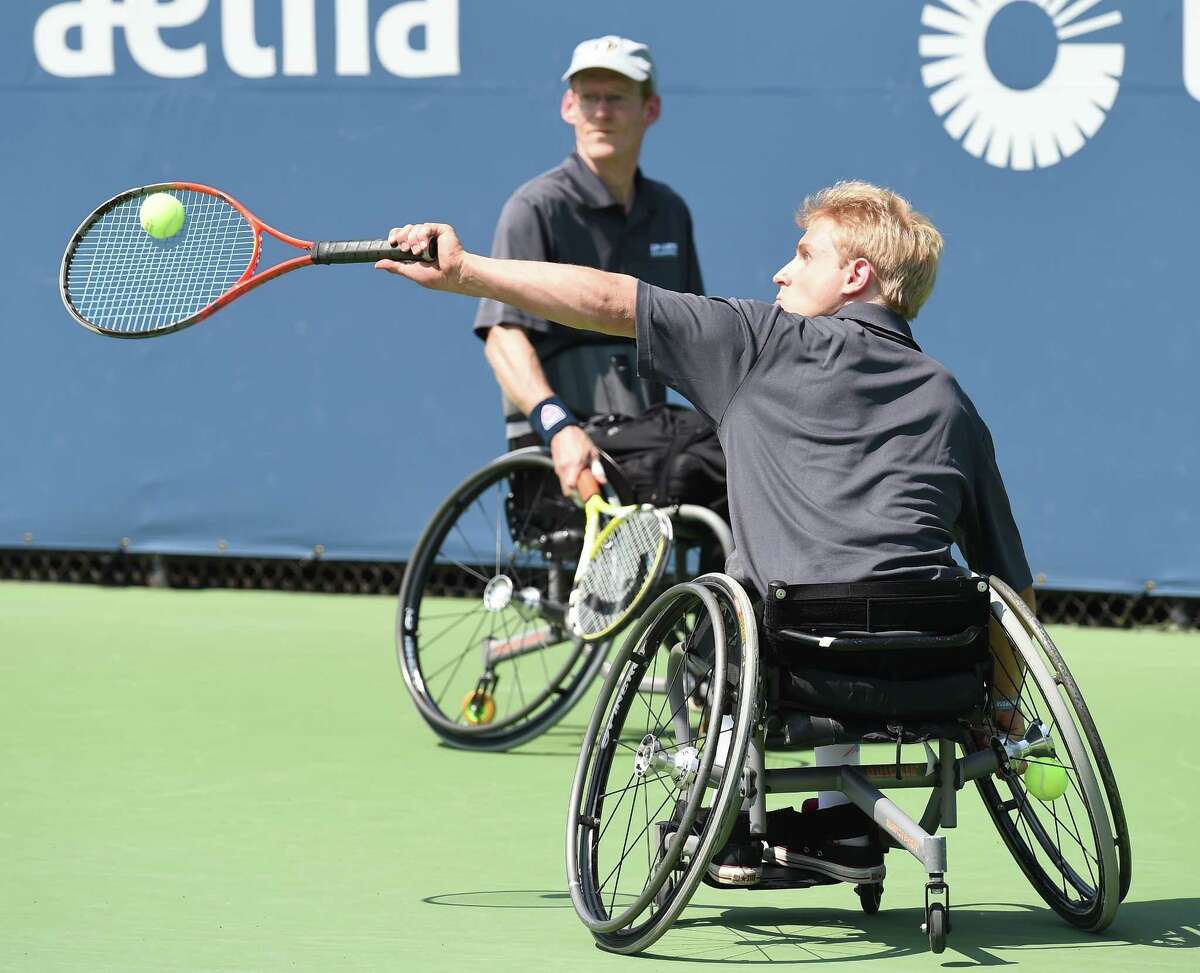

{"left": 925, "top": 902, "right": 948, "bottom": 954}
{"left": 855, "top": 882, "right": 883, "bottom": 915}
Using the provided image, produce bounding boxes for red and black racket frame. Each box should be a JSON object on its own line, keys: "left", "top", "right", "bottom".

{"left": 61, "top": 181, "right": 435, "bottom": 338}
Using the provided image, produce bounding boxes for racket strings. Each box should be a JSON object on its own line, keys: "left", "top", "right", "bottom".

{"left": 574, "top": 509, "right": 668, "bottom": 636}
{"left": 65, "top": 189, "right": 257, "bottom": 334}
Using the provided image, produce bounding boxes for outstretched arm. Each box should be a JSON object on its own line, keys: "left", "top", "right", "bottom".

{"left": 376, "top": 223, "right": 636, "bottom": 338}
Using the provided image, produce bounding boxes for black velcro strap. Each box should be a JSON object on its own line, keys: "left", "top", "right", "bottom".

{"left": 779, "top": 663, "right": 991, "bottom": 721}
{"left": 764, "top": 576, "right": 988, "bottom": 637}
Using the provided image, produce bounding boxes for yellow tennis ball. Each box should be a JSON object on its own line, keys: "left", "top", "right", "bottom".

{"left": 139, "top": 192, "right": 186, "bottom": 239}
{"left": 461, "top": 690, "right": 495, "bottom": 725}
{"left": 1024, "top": 756, "right": 1069, "bottom": 801}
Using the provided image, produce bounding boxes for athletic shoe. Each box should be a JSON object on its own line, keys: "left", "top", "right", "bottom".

{"left": 764, "top": 804, "right": 885, "bottom": 884}
{"left": 706, "top": 813, "right": 763, "bottom": 886}
{"left": 667, "top": 804, "right": 763, "bottom": 886}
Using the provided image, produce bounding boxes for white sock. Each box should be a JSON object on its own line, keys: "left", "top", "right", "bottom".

{"left": 814, "top": 744, "right": 868, "bottom": 847}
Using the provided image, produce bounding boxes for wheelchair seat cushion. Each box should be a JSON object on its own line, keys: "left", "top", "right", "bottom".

{"left": 763, "top": 576, "right": 991, "bottom": 721}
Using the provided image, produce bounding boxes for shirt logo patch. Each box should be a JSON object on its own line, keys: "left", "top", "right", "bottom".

{"left": 539, "top": 403, "right": 567, "bottom": 428}
{"left": 649, "top": 241, "right": 679, "bottom": 259}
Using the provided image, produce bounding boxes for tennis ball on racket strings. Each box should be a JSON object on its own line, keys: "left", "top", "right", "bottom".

{"left": 1024, "top": 756, "right": 1069, "bottom": 801}
{"left": 140, "top": 192, "right": 186, "bottom": 239}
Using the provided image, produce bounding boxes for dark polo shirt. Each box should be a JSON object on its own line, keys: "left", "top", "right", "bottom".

{"left": 475, "top": 154, "right": 703, "bottom": 429}
{"left": 636, "top": 285, "right": 1033, "bottom": 597}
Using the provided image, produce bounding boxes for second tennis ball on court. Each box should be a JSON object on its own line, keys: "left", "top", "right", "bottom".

{"left": 140, "top": 192, "right": 186, "bottom": 239}
{"left": 1024, "top": 756, "right": 1069, "bottom": 801}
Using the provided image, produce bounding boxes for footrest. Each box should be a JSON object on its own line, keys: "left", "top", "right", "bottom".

{"left": 745, "top": 864, "right": 841, "bottom": 891}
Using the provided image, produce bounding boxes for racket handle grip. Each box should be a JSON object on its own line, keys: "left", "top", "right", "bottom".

{"left": 576, "top": 469, "right": 601, "bottom": 502}
{"left": 311, "top": 239, "right": 438, "bottom": 264}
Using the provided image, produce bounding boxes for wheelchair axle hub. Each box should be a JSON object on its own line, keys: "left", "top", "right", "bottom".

{"left": 632, "top": 735, "right": 699, "bottom": 790}
{"left": 670, "top": 747, "right": 701, "bottom": 789}
{"left": 482, "top": 575, "right": 514, "bottom": 612}
{"left": 633, "top": 733, "right": 659, "bottom": 777}
{"left": 996, "top": 719, "right": 1057, "bottom": 774}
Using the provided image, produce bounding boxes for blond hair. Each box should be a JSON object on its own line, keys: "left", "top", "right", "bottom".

{"left": 797, "top": 181, "right": 943, "bottom": 319}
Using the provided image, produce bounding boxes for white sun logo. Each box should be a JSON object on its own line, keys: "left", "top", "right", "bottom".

{"left": 920, "top": 0, "right": 1124, "bottom": 170}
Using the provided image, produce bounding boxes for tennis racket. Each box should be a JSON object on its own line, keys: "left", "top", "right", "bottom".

{"left": 59, "top": 182, "right": 434, "bottom": 338}
{"left": 568, "top": 469, "right": 673, "bottom": 642}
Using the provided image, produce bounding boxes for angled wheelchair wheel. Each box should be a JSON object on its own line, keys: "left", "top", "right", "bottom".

{"left": 997, "top": 580, "right": 1133, "bottom": 904}
{"left": 971, "top": 577, "right": 1126, "bottom": 931}
{"left": 567, "top": 573, "right": 759, "bottom": 955}
{"left": 396, "top": 448, "right": 609, "bottom": 751}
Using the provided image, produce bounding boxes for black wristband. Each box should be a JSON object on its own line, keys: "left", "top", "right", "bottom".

{"left": 529, "top": 395, "right": 581, "bottom": 445}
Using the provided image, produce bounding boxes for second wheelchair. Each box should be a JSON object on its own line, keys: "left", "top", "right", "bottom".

{"left": 396, "top": 446, "right": 732, "bottom": 750}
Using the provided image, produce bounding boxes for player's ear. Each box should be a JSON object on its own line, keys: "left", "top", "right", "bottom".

{"left": 643, "top": 93, "right": 662, "bottom": 127}
{"left": 843, "top": 257, "right": 873, "bottom": 297}
{"left": 561, "top": 87, "right": 578, "bottom": 125}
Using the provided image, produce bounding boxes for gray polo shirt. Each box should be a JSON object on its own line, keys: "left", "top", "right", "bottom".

{"left": 475, "top": 153, "right": 704, "bottom": 427}
{"left": 636, "top": 284, "right": 1033, "bottom": 598}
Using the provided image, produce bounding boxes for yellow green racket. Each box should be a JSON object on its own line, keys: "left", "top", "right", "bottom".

{"left": 567, "top": 469, "right": 673, "bottom": 641}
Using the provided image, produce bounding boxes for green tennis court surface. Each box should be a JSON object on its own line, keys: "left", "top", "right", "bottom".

{"left": 3, "top": 582, "right": 1197, "bottom": 971}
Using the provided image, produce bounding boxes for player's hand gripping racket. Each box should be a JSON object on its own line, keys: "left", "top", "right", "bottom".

{"left": 59, "top": 183, "right": 434, "bottom": 338}
{"left": 567, "top": 468, "right": 673, "bottom": 642}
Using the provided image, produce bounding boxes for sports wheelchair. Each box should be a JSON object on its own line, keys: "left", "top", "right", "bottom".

{"left": 566, "top": 573, "right": 1131, "bottom": 954}
{"left": 396, "top": 447, "right": 733, "bottom": 751}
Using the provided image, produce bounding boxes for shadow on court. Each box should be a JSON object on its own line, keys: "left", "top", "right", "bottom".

{"left": 421, "top": 890, "right": 1200, "bottom": 964}
{"left": 655, "top": 898, "right": 1200, "bottom": 965}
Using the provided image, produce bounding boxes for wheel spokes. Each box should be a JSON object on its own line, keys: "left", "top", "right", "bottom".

{"left": 983, "top": 595, "right": 1113, "bottom": 920}
{"left": 583, "top": 610, "right": 722, "bottom": 926}
{"left": 405, "top": 460, "right": 591, "bottom": 735}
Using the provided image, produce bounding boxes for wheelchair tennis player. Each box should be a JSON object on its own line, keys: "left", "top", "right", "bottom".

{"left": 378, "top": 180, "right": 1036, "bottom": 889}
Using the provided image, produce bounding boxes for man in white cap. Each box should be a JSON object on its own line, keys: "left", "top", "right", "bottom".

{"left": 474, "top": 36, "right": 705, "bottom": 496}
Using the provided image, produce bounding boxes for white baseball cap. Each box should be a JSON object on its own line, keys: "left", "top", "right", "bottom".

{"left": 562, "top": 35, "right": 655, "bottom": 87}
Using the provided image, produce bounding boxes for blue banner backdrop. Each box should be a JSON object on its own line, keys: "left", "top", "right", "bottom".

{"left": 1, "top": 1, "right": 1196, "bottom": 595}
